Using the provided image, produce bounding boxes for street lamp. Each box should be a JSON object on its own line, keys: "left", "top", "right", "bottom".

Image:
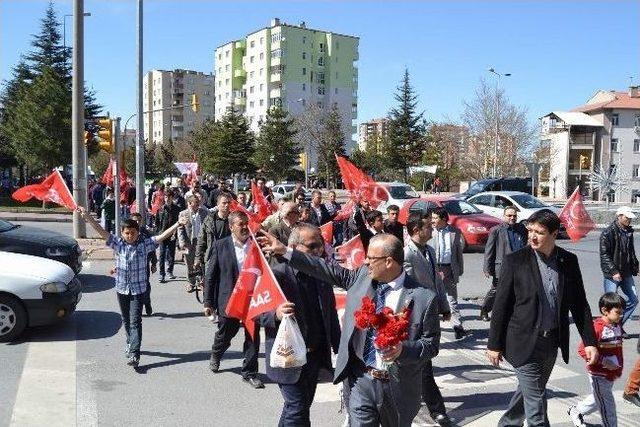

{"left": 63, "top": 13, "right": 91, "bottom": 50}
{"left": 487, "top": 67, "right": 511, "bottom": 177}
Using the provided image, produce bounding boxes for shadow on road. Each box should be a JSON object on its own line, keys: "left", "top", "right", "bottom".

{"left": 154, "top": 311, "right": 205, "bottom": 320}
{"left": 78, "top": 273, "right": 114, "bottom": 293}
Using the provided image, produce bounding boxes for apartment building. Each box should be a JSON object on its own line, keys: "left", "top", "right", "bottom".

{"left": 357, "top": 118, "right": 389, "bottom": 151}
{"left": 143, "top": 69, "right": 215, "bottom": 145}
{"left": 541, "top": 86, "right": 640, "bottom": 201}
{"left": 214, "top": 18, "right": 359, "bottom": 165}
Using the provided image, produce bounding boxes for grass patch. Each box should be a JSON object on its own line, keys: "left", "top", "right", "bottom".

{"left": 0, "top": 197, "right": 70, "bottom": 213}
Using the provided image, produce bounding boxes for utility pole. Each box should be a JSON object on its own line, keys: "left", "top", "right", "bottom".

{"left": 113, "top": 118, "right": 122, "bottom": 236}
{"left": 72, "top": 0, "right": 87, "bottom": 238}
{"left": 135, "top": 0, "right": 146, "bottom": 222}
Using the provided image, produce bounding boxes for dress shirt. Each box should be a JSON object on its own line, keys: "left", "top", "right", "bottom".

{"left": 534, "top": 249, "right": 559, "bottom": 331}
{"left": 191, "top": 209, "right": 203, "bottom": 239}
{"left": 436, "top": 227, "right": 452, "bottom": 264}
{"left": 232, "top": 235, "right": 251, "bottom": 272}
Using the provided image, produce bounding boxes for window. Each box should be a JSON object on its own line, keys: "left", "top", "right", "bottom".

{"left": 335, "top": 88, "right": 338, "bottom": 95}
{"left": 302, "top": 67, "right": 306, "bottom": 75}
{"left": 259, "top": 52, "right": 264, "bottom": 60}
{"left": 318, "top": 86, "right": 325, "bottom": 95}
{"left": 218, "top": 95, "right": 221, "bottom": 101}
{"left": 259, "top": 68, "right": 263, "bottom": 76}
{"left": 225, "top": 92, "right": 229, "bottom": 99}
{"left": 319, "top": 43, "right": 324, "bottom": 52}
{"left": 302, "top": 83, "right": 306, "bottom": 91}
{"left": 249, "top": 86, "right": 254, "bottom": 94}
{"left": 634, "top": 139, "right": 640, "bottom": 153}
{"left": 634, "top": 165, "right": 640, "bottom": 179}
{"left": 612, "top": 114, "right": 619, "bottom": 126}
{"left": 250, "top": 56, "right": 255, "bottom": 63}
{"left": 218, "top": 53, "right": 222, "bottom": 60}
{"left": 317, "top": 101, "right": 323, "bottom": 108}
{"left": 249, "top": 71, "right": 254, "bottom": 78}
{"left": 259, "top": 84, "right": 264, "bottom": 91}
{"left": 271, "top": 33, "right": 281, "bottom": 43}
{"left": 302, "top": 36, "right": 306, "bottom": 44}
{"left": 249, "top": 101, "right": 254, "bottom": 108}
{"left": 218, "top": 81, "right": 222, "bottom": 87}
{"left": 493, "top": 196, "right": 511, "bottom": 209}
{"left": 250, "top": 40, "right": 255, "bottom": 48}
{"left": 611, "top": 138, "right": 619, "bottom": 152}
{"left": 218, "top": 67, "right": 222, "bottom": 74}
{"left": 302, "top": 52, "right": 306, "bottom": 60}
{"left": 636, "top": 114, "right": 640, "bottom": 127}
{"left": 336, "top": 41, "right": 340, "bottom": 49}
{"left": 225, "top": 78, "right": 229, "bottom": 85}
{"left": 317, "top": 73, "right": 325, "bottom": 84}
{"left": 318, "top": 57, "right": 324, "bottom": 66}
{"left": 270, "top": 49, "right": 283, "bottom": 59}
{"left": 259, "top": 99, "right": 264, "bottom": 106}
{"left": 225, "top": 50, "right": 229, "bottom": 58}
{"left": 225, "top": 64, "right": 229, "bottom": 71}
{"left": 260, "top": 37, "right": 264, "bottom": 44}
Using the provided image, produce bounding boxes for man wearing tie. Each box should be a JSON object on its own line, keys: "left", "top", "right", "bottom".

{"left": 261, "top": 232, "right": 441, "bottom": 426}
{"left": 403, "top": 212, "right": 452, "bottom": 427}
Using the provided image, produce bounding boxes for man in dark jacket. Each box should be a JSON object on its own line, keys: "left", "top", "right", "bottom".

{"left": 384, "top": 204, "right": 404, "bottom": 243}
{"left": 195, "top": 193, "right": 232, "bottom": 271}
{"left": 155, "top": 189, "right": 181, "bottom": 282}
{"left": 308, "top": 190, "right": 331, "bottom": 226}
{"left": 600, "top": 206, "right": 639, "bottom": 327}
{"left": 481, "top": 206, "right": 527, "bottom": 321}
{"left": 488, "top": 209, "right": 597, "bottom": 426}
{"left": 261, "top": 224, "right": 340, "bottom": 426}
{"left": 268, "top": 201, "right": 300, "bottom": 246}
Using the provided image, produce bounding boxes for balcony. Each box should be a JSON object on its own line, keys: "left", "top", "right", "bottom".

{"left": 271, "top": 56, "right": 281, "bottom": 67}
{"left": 234, "top": 69, "right": 246, "bottom": 78}
{"left": 269, "top": 87, "right": 282, "bottom": 98}
{"left": 270, "top": 72, "right": 281, "bottom": 83}
{"left": 569, "top": 132, "right": 596, "bottom": 146}
{"left": 234, "top": 97, "right": 246, "bottom": 106}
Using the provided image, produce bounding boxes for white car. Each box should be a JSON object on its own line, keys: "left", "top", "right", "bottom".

{"left": 372, "top": 182, "right": 421, "bottom": 212}
{"left": 271, "top": 183, "right": 311, "bottom": 202}
{"left": 0, "top": 251, "right": 82, "bottom": 342}
{"left": 467, "top": 191, "right": 561, "bottom": 223}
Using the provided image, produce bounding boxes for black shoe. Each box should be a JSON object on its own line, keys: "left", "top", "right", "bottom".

{"left": 168, "top": 273, "right": 176, "bottom": 280}
{"left": 480, "top": 310, "right": 490, "bottom": 322}
{"left": 127, "top": 355, "right": 139, "bottom": 368}
{"left": 623, "top": 392, "right": 640, "bottom": 407}
{"left": 243, "top": 376, "right": 265, "bottom": 389}
{"left": 454, "top": 326, "right": 468, "bottom": 340}
{"left": 159, "top": 276, "right": 166, "bottom": 283}
{"left": 145, "top": 305, "right": 153, "bottom": 316}
{"left": 209, "top": 355, "right": 220, "bottom": 373}
{"left": 433, "top": 413, "right": 452, "bottom": 427}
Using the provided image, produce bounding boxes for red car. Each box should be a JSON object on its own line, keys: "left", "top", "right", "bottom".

{"left": 399, "top": 196, "right": 502, "bottom": 251}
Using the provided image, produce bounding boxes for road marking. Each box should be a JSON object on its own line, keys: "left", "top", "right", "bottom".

{"left": 10, "top": 338, "right": 77, "bottom": 426}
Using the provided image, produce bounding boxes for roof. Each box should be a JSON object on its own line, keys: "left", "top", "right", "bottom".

{"left": 546, "top": 111, "right": 603, "bottom": 127}
{"left": 572, "top": 90, "right": 640, "bottom": 112}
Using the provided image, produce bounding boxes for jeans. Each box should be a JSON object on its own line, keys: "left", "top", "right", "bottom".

{"left": 158, "top": 239, "right": 176, "bottom": 277}
{"left": 278, "top": 351, "right": 322, "bottom": 427}
{"left": 576, "top": 374, "right": 617, "bottom": 427}
{"left": 603, "top": 276, "right": 638, "bottom": 324}
{"left": 439, "top": 265, "right": 462, "bottom": 328}
{"left": 116, "top": 292, "right": 144, "bottom": 357}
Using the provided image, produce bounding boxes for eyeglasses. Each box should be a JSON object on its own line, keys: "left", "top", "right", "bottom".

{"left": 365, "top": 255, "right": 389, "bottom": 261}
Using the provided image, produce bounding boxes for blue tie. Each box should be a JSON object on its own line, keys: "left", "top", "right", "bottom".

{"left": 363, "top": 284, "right": 391, "bottom": 367}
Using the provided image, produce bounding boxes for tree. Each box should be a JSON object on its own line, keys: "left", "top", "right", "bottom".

{"left": 460, "top": 78, "right": 535, "bottom": 179}
{"left": 317, "top": 105, "right": 346, "bottom": 188}
{"left": 350, "top": 134, "right": 385, "bottom": 179}
{"left": 252, "top": 107, "right": 299, "bottom": 182}
{"left": 384, "top": 69, "right": 425, "bottom": 181}
{"left": 153, "top": 139, "right": 176, "bottom": 177}
{"left": 192, "top": 112, "right": 255, "bottom": 177}
{"left": 422, "top": 123, "right": 468, "bottom": 191}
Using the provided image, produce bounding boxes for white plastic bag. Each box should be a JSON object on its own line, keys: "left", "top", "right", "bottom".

{"left": 270, "top": 315, "right": 307, "bottom": 369}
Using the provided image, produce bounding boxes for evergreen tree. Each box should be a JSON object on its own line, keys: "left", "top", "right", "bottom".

{"left": 153, "top": 139, "right": 176, "bottom": 177}
{"left": 252, "top": 107, "right": 299, "bottom": 182}
{"left": 384, "top": 69, "right": 425, "bottom": 181}
{"left": 317, "top": 105, "right": 346, "bottom": 188}
{"left": 193, "top": 112, "right": 255, "bottom": 177}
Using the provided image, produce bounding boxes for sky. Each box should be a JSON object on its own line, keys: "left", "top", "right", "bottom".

{"left": 1, "top": 0, "right": 639, "bottom": 131}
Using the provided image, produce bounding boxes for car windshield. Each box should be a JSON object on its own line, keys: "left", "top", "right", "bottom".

{"left": 388, "top": 185, "right": 419, "bottom": 200}
{"left": 442, "top": 200, "right": 482, "bottom": 215}
{"left": 511, "top": 194, "right": 548, "bottom": 209}
{"left": 0, "top": 219, "right": 17, "bottom": 232}
{"left": 466, "top": 181, "right": 491, "bottom": 196}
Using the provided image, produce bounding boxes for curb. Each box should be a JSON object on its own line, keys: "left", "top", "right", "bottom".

{"left": 0, "top": 215, "right": 71, "bottom": 223}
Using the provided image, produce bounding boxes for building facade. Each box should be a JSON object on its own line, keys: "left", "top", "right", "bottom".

{"left": 214, "top": 18, "right": 359, "bottom": 166}
{"left": 541, "top": 87, "right": 640, "bottom": 202}
{"left": 143, "top": 69, "right": 215, "bottom": 145}
{"left": 357, "top": 118, "right": 389, "bottom": 151}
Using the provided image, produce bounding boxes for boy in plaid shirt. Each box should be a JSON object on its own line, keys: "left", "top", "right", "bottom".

{"left": 79, "top": 207, "right": 185, "bottom": 368}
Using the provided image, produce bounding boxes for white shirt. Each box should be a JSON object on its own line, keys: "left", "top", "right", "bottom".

{"left": 232, "top": 236, "right": 251, "bottom": 272}
{"left": 190, "top": 209, "right": 202, "bottom": 239}
{"left": 435, "top": 227, "right": 452, "bottom": 264}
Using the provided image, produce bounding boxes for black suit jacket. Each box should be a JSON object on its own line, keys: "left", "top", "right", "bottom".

{"left": 203, "top": 236, "right": 239, "bottom": 314}
{"left": 260, "top": 263, "right": 341, "bottom": 384}
{"left": 308, "top": 203, "right": 331, "bottom": 227}
{"left": 488, "top": 246, "right": 597, "bottom": 367}
{"left": 384, "top": 220, "right": 404, "bottom": 243}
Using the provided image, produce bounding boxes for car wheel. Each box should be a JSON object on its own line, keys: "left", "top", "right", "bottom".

{"left": 0, "top": 295, "right": 27, "bottom": 342}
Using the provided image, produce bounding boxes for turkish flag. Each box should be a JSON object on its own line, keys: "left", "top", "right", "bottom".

{"left": 334, "top": 291, "right": 347, "bottom": 330}
{"left": 230, "top": 199, "right": 263, "bottom": 233}
{"left": 150, "top": 190, "right": 164, "bottom": 215}
{"left": 225, "top": 238, "right": 287, "bottom": 339}
{"left": 12, "top": 169, "right": 77, "bottom": 210}
{"left": 251, "top": 181, "right": 273, "bottom": 222}
{"left": 320, "top": 221, "right": 334, "bottom": 244}
{"left": 336, "top": 234, "right": 366, "bottom": 270}
{"left": 333, "top": 199, "right": 355, "bottom": 222}
{"left": 335, "top": 155, "right": 388, "bottom": 209}
{"left": 559, "top": 186, "right": 596, "bottom": 242}
{"left": 101, "top": 158, "right": 128, "bottom": 189}
{"left": 174, "top": 162, "right": 199, "bottom": 186}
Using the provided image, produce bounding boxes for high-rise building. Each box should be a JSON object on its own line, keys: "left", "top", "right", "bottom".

{"left": 143, "top": 69, "right": 215, "bottom": 145}
{"left": 214, "top": 18, "right": 359, "bottom": 163}
{"left": 357, "top": 118, "right": 389, "bottom": 151}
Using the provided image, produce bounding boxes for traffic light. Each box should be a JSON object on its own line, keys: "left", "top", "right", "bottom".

{"left": 299, "top": 152, "right": 307, "bottom": 170}
{"left": 191, "top": 94, "right": 199, "bottom": 113}
{"left": 97, "top": 118, "right": 114, "bottom": 153}
{"left": 579, "top": 154, "right": 590, "bottom": 169}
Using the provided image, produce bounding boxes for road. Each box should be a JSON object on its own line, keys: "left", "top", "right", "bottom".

{"left": 2, "top": 221, "right": 640, "bottom": 426}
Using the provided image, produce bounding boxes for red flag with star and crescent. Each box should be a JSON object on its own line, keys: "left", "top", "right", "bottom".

{"left": 336, "top": 234, "right": 366, "bottom": 270}
{"left": 320, "top": 221, "right": 334, "bottom": 244}
{"left": 559, "top": 186, "right": 596, "bottom": 242}
{"left": 225, "top": 237, "right": 287, "bottom": 339}
{"left": 12, "top": 169, "right": 77, "bottom": 210}
{"left": 251, "top": 181, "right": 274, "bottom": 221}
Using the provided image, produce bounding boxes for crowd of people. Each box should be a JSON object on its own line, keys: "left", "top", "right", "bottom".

{"left": 75, "top": 175, "right": 640, "bottom": 427}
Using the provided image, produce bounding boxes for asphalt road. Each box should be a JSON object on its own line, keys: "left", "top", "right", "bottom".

{"left": 2, "top": 221, "right": 640, "bottom": 426}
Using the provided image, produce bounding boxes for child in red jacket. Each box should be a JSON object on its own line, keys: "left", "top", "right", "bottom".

{"left": 568, "top": 292, "right": 625, "bottom": 427}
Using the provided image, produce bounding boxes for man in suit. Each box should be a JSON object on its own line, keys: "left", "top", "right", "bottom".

{"left": 203, "top": 211, "right": 264, "bottom": 389}
{"left": 403, "top": 212, "right": 451, "bottom": 426}
{"left": 308, "top": 190, "right": 331, "bottom": 226}
{"left": 353, "top": 207, "right": 385, "bottom": 251}
{"left": 261, "top": 224, "right": 341, "bottom": 426}
{"left": 268, "top": 201, "right": 301, "bottom": 246}
{"left": 178, "top": 194, "right": 210, "bottom": 293}
{"left": 261, "top": 232, "right": 441, "bottom": 427}
{"left": 156, "top": 189, "right": 181, "bottom": 283}
{"left": 487, "top": 209, "right": 598, "bottom": 426}
{"left": 431, "top": 207, "right": 467, "bottom": 340}
{"left": 481, "top": 206, "right": 528, "bottom": 321}
{"left": 384, "top": 205, "right": 404, "bottom": 243}
{"left": 194, "top": 193, "right": 232, "bottom": 272}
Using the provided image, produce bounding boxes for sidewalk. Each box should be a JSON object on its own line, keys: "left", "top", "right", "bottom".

{"left": 0, "top": 211, "right": 71, "bottom": 222}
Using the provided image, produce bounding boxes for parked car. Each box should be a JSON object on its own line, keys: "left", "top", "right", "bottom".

{"left": 457, "top": 177, "right": 533, "bottom": 199}
{"left": 0, "top": 219, "right": 82, "bottom": 273}
{"left": 0, "top": 251, "right": 82, "bottom": 342}
{"left": 371, "top": 182, "right": 421, "bottom": 212}
{"left": 399, "top": 196, "right": 502, "bottom": 251}
{"left": 271, "top": 183, "right": 312, "bottom": 203}
{"left": 467, "top": 191, "right": 561, "bottom": 222}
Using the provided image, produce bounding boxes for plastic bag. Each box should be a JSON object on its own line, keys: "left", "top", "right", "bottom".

{"left": 270, "top": 315, "right": 307, "bottom": 368}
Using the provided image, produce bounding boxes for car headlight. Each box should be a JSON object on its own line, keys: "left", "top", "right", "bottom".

{"left": 40, "top": 282, "right": 69, "bottom": 293}
{"left": 466, "top": 225, "right": 487, "bottom": 233}
{"left": 45, "top": 247, "right": 72, "bottom": 257}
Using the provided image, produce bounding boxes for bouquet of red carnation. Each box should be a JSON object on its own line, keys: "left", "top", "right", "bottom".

{"left": 354, "top": 296, "right": 412, "bottom": 349}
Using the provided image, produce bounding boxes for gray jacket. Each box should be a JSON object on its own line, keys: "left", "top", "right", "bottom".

{"left": 483, "top": 222, "right": 528, "bottom": 278}
{"left": 404, "top": 239, "right": 450, "bottom": 315}
{"left": 177, "top": 206, "right": 210, "bottom": 249}
{"left": 288, "top": 250, "right": 440, "bottom": 423}
{"left": 430, "top": 224, "right": 464, "bottom": 282}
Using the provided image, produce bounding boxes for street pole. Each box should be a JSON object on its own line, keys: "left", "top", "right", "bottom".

{"left": 135, "top": 0, "right": 146, "bottom": 222}
{"left": 72, "top": 0, "right": 87, "bottom": 238}
{"left": 113, "top": 118, "right": 122, "bottom": 237}
{"left": 487, "top": 68, "right": 511, "bottom": 178}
